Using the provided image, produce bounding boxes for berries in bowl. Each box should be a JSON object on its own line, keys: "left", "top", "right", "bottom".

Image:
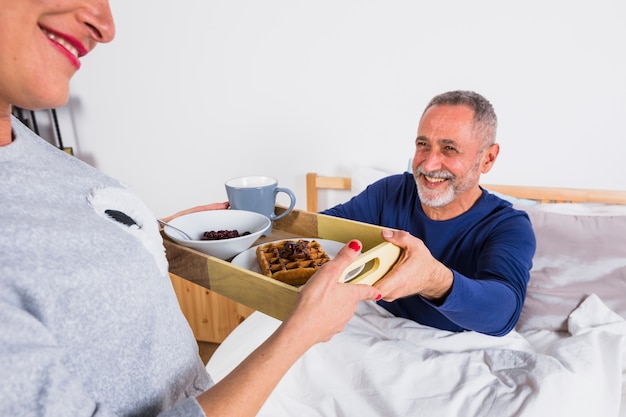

{"left": 162, "top": 210, "right": 271, "bottom": 260}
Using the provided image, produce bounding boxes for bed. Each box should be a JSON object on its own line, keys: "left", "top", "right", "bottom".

{"left": 206, "top": 180, "right": 626, "bottom": 417}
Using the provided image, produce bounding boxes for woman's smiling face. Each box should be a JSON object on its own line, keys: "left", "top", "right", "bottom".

{"left": 0, "top": 0, "right": 115, "bottom": 112}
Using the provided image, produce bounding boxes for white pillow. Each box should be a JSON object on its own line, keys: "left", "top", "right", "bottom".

{"left": 532, "top": 202, "right": 626, "bottom": 216}
{"left": 515, "top": 204, "right": 626, "bottom": 332}
{"left": 315, "top": 166, "right": 392, "bottom": 212}
{"left": 350, "top": 165, "right": 392, "bottom": 195}
{"left": 483, "top": 188, "right": 538, "bottom": 207}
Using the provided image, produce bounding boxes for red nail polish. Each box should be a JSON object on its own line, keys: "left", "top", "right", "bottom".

{"left": 348, "top": 241, "right": 361, "bottom": 252}
{"left": 375, "top": 293, "right": 382, "bottom": 301}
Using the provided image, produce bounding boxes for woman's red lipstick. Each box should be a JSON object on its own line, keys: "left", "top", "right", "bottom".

{"left": 39, "top": 25, "right": 88, "bottom": 69}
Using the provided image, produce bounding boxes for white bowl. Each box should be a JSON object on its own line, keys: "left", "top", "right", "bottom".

{"left": 163, "top": 210, "right": 271, "bottom": 260}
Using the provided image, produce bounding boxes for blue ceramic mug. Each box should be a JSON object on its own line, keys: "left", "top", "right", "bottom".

{"left": 225, "top": 175, "right": 296, "bottom": 235}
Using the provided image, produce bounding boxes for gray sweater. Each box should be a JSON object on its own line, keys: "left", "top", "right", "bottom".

{"left": 0, "top": 117, "right": 212, "bottom": 416}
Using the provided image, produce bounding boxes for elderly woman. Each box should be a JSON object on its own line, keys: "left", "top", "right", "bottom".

{"left": 0, "top": 1, "right": 380, "bottom": 416}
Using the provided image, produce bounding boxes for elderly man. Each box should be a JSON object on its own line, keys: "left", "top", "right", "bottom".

{"left": 323, "top": 90, "right": 536, "bottom": 336}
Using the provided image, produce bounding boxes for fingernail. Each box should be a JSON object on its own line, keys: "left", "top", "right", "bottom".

{"left": 348, "top": 240, "right": 361, "bottom": 252}
{"left": 375, "top": 293, "right": 382, "bottom": 301}
{"left": 382, "top": 229, "right": 393, "bottom": 238}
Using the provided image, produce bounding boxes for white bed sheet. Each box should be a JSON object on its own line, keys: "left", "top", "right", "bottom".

{"left": 207, "top": 295, "right": 626, "bottom": 417}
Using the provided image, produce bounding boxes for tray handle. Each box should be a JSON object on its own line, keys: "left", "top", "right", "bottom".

{"left": 339, "top": 241, "right": 402, "bottom": 285}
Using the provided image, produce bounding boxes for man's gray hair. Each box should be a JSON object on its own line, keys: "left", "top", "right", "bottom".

{"left": 422, "top": 90, "right": 497, "bottom": 149}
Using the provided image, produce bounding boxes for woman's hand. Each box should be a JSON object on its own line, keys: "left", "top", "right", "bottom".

{"left": 282, "top": 240, "right": 382, "bottom": 348}
{"left": 198, "top": 240, "right": 381, "bottom": 417}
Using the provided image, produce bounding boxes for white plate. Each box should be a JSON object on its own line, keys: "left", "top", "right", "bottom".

{"left": 231, "top": 238, "right": 364, "bottom": 283}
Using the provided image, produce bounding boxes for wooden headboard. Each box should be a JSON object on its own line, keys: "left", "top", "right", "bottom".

{"left": 306, "top": 172, "right": 626, "bottom": 212}
{"left": 481, "top": 184, "right": 626, "bottom": 205}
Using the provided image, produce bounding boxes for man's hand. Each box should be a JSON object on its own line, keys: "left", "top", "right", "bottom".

{"left": 373, "top": 229, "right": 453, "bottom": 304}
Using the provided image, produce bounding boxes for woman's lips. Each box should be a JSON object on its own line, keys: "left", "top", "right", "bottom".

{"left": 40, "top": 25, "right": 87, "bottom": 69}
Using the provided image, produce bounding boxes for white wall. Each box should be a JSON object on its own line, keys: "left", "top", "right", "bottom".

{"left": 64, "top": 0, "right": 626, "bottom": 217}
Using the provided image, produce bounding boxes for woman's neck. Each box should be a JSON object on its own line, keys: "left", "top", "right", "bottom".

{"left": 0, "top": 111, "right": 13, "bottom": 146}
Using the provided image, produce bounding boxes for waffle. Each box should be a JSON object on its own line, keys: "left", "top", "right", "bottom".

{"left": 256, "top": 239, "right": 331, "bottom": 286}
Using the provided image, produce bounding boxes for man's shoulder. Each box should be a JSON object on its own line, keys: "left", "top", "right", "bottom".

{"left": 476, "top": 190, "right": 534, "bottom": 228}
{"left": 370, "top": 172, "right": 415, "bottom": 189}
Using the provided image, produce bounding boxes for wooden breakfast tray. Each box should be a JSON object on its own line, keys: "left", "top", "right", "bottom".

{"left": 164, "top": 208, "right": 392, "bottom": 320}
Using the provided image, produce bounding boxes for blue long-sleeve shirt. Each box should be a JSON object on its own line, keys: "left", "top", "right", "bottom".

{"left": 322, "top": 173, "right": 536, "bottom": 336}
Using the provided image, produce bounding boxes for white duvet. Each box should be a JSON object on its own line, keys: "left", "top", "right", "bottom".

{"left": 207, "top": 294, "right": 626, "bottom": 417}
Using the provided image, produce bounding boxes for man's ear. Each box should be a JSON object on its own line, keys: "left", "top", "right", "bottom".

{"left": 480, "top": 143, "right": 500, "bottom": 174}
